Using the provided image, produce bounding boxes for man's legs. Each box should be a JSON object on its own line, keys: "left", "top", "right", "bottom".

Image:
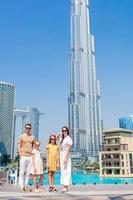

{"left": 25, "top": 157, "right": 33, "bottom": 189}
{"left": 19, "top": 156, "right": 27, "bottom": 189}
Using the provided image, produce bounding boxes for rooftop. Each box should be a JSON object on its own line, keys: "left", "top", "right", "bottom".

{"left": 103, "top": 128, "right": 133, "bottom": 134}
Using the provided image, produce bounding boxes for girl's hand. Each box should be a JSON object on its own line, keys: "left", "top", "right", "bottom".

{"left": 46, "top": 163, "right": 49, "bottom": 169}
{"left": 57, "top": 162, "right": 60, "bottom": 169}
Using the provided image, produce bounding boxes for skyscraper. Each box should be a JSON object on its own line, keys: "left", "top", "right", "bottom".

{"left": 0, "top": 81, "right": 15, "bottom": 158}
{"left": 14, "top": 107, "right": 44, "bottom": 158}
{"left": 68, "top": 0, "right": 102, "bottom": 161}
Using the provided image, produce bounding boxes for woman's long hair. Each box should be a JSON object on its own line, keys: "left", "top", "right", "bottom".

{"left": 48, "top": 134, "right": 57, "bottom": 145}
{"left": 61, "top": 126, "right": 69, "bottom": 144}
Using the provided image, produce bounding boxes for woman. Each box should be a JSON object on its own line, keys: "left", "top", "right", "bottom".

{"left": 46, "top": 135, "right": 59, "bottom": 192}
{"left": 59, "top": 126, "right": 73, "bottom": 192}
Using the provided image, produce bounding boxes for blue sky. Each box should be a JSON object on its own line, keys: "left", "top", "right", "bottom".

{"left": 0, "top": 0, "right": 133, "bottom": 147}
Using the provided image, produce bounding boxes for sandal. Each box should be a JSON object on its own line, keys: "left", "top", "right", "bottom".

{"left": 49, "top": 186, "right": 54, "bottom": 192}
{"left": 24, "top": 187, "right": 32, "bottom": 192}
{"left": 61, "top": 187, "right": 68, "bottom": 193}
{"left": 53, "top": 187, "right": 58, "bottom": 192}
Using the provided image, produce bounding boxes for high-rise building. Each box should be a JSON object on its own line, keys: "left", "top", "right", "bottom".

{"left": 13, "top": 107, "right": 44, "bottom": 158}
{"left": 14, "top": 107, "right": 44, "bottom": 139}
{"left": 68, "top": 0, "right": 102, "bottom": 161}
{"left": 119, "top": 116, "right": 133, "bottom": 131}
{"left": 0, "top": 81, "right": 15, "bottom": 158}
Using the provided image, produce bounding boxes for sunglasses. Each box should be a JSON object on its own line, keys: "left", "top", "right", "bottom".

{"left": 62, "top": 130, "right": 67, "bottom": 132}
{"left": 51, "top": 138, "right": 55, "bottom": 140}
{"left": 26, "top": 127, "right": 31, "bottom": 130}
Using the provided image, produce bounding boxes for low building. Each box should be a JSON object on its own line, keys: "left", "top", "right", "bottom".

{"left": 70, "top": 154, "right": 82, "bottom": 170}
{"left": 99, "top": 128, "right": 133, "bottom": 177}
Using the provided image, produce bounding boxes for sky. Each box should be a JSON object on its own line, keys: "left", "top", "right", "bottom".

{"left": 0, "top": 0, "right": 133, "bottom": 148}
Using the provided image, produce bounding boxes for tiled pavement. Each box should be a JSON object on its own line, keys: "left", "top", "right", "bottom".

{"left": 1, "top": 183, "right": 133, "bottom": 200}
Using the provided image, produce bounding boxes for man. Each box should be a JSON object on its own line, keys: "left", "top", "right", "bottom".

{"left": 18, "top": 123, "right": 35, "bottom": 191}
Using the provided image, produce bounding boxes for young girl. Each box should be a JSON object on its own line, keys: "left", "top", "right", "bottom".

{"left": 32, "top": 141, "right": 43, "bottom": 192}
{"left": 46, "top": 135, "right": 59, "bottom": 192}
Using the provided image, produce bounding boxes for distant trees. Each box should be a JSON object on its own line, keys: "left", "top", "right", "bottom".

{"left": 1, "top": 154, "right": 11, "bottom": 169}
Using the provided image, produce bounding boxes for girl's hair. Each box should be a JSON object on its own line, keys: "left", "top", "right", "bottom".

{"left": 48, "top": 134, "right": 57, "bottom": 145}
{"left": 61, "top": 126, "right": 69, "bottom": 144}
{"left": 35, "top": 140, "right": 41, "bottom": 146}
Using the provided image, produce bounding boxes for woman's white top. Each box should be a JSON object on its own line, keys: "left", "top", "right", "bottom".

{"left": 60, "top": 135, "right": 73, "bottom": 153}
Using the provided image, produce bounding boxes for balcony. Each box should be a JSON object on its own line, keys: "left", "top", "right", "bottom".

{"left": 100, "top": 144, "right": 128, "bottom": 152}
{"left": 104, "top": 142, "right": 120, "bottom": 146}
{"left": 102, "top": 161, "right": 121, "bottom": 168}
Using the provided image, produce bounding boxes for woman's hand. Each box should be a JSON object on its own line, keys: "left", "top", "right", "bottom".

{"left": 34, "top": 167, "right": 37, "bottom": 174}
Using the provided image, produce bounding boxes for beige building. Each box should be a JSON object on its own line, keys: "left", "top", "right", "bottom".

{"left": 99, "top": 128, "right": 133, "bottom": 177}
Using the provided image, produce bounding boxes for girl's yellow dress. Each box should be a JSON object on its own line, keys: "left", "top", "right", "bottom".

{"left": 46, "top": 143, "right": 59, "bottom": 171}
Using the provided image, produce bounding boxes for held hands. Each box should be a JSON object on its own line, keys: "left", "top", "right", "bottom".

{"left": 56, "top": 162, "right": 60, "bottom": 169}
{"left": 63, "top": 157, "right": 68, "bottom": 165}
{"left": 46, "top": 162, "right": 49, "bottom": 169}
{"left": 34, "top": 167, "right": 37, "bottom": 174}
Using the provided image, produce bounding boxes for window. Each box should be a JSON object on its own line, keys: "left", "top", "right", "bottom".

{"left": 114, "top": 169, "right": 120, "bottom": 175}
{"left": 129, "top": 154, "right": 132, "bottom": 160}
{"left": 106, "top": 169, "right": 112, "bottom": 174}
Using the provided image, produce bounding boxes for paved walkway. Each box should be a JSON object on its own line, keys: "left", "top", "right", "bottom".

{"left": 1, "top": 183, "right": 133, "bottom": 199}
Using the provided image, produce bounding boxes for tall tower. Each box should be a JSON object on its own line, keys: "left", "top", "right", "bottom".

{"left": 0, "top": 81, "right": 15, "bottom": 159}
{"left": 68, "top": 0, "right": 102, "bottom": 161}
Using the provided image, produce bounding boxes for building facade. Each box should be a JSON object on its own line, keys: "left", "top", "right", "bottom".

{"left": 14, "top": 107, "right": 44, "bottom": 139}
{"left": 68, "top": 0, "right": 102, "bottom": 161}
{"left": 99, "top": 128, "right": 133, "bottom": 177}
{"left": 13, "top": 107, "right": 44, "bottom": 158}
{"left": 119, "top": 115, "right": 133, "bottom": 131}
{"left": 0, "top": 82, "right": 15, "bottom": 158}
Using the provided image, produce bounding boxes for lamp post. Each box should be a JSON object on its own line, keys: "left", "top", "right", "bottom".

{"left": 17, "top": 152, "right": 20, "bottom": 177}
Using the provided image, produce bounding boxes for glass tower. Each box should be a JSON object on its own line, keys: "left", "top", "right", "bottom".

{"left": 119, "top": 116, "right": 133, "bottom": 131}
{"left": 0, "top": 81, "right": 15, "bottom": 158}
{"left": 68, "top": 0, "right": 102, "bottom": 161}
{"left": 14, "top": 107, "right": 44, "bottom": 139}
{"left": 13, "top": 107, "right": 44, "bottom": 158}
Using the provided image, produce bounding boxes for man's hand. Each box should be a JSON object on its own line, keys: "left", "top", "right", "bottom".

{"left": 19, "top": 153, "right": 22, "bottom": 159}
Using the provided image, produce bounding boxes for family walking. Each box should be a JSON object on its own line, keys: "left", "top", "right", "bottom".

{"left": 18, "top": 123, "right": 73, "bottom": 192}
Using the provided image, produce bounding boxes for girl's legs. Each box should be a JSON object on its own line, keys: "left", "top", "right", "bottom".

{"left": 38, "top": 174, "right": 43, "bottom": 191}
{"left": 51, "top": 172, "right": 54, "bottom": 187}
{"left": 48, "top": 171, "right": 52, "bottom": 187}
{"left": 48, "top": 171, "right": 56, "bottom": 191}
{"left": 33, "top": 175, "right": 37, "bottom": 190}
